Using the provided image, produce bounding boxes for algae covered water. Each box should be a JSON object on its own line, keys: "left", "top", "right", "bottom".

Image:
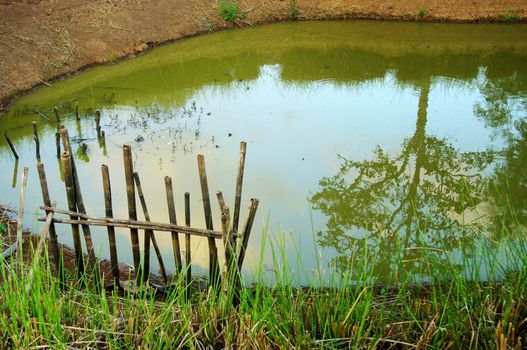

{"left": 1, "top": 21, "right": 526, "bottom": 284}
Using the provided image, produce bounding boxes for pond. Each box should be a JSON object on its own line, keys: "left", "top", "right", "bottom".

{"left": 1, "top": 21, "right": 527, "bottom": 285}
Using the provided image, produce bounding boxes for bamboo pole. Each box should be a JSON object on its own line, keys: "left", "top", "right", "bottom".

{"left": 37, "top": 162, "right": 63, "bottom": 285}
{"left": 11, "top": 159, "right": 18, "bottom": 188}
{"left": 32, "top": 122, "right": 40, "bottom": 160}
{"left": 233, "top": 142, "right": 247, "bottom": 233}
{"left": 164, "top": 177, "right": 182, "bottom": 274}
{"left": 39, "top": 206, "right": 226, "bottom": 239}
{"left": 100, "top": 130, "right": 107, "bottom": 156}
{"left": 123, "top": 144, "right": 141, "bottom": 272}
{"left": 134, "top": 172, "right": 168, "bottom": 285}
{"left": 220, "top": 205, "right": 233, "bottom": 280}
{"left": 55, "top": 132, "right": 61, "bottom": 158}
{"left": 61, "top": 151, "right": 85, "bottom": 276}
{"left": 26, "top": 203, "right": 55, "bottom": 293}
{"left": 4, "top": 131, "right": 19, "bottom": 159}
{"left": 237, "top": 198, "right": 259, "bottom": 270}
{"left": 216, "top": 191, "right": 226, "bottom": 212}
{"left": 17, "top": 167, "right": 28, "bottom": 262}
{"left": 102, "top": 165, "right": 120, "bottom": 286}
{"left": 53, "top": 107, "right": 61, "bottom": 125}
{"left": 60, "top": 128, "right": 98, "bottom": 272}
{"left": 95, "top": 110, "right": 101, "bottom": 138}
{"left": 184, "top": 192, "right": 191, "bottom": 299}
{"left": 197, "top": 154, "right": 220, "bottom": 287}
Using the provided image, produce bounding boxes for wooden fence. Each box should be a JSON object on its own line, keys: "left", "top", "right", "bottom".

{"left": 6, "top": 110, "right": 260, "bottom": 298}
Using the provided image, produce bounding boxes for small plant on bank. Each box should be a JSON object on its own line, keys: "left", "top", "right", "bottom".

{"left": 288, "top": 0, "right": 300, "bottom": 20}
{"left": 0, "top": 222, "right": 6, "bottom": 235}
{"left": 418, "top": 8, "right": 426, "bottom": 18}
{"left": 502, "top": 7, "right": 517, "bottom": 21}
{"left": 218, "top": 0, "right": 239, "bottom": 22}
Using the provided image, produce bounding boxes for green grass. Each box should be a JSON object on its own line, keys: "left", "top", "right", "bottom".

{"left": 217, "top": 0, "right": 239, "bottom": 22}
{"left": 0, "top": 222, "right": 6, "bottom": 235}
{"left": 0, "top": 224, "right": 525, "bottom": 348}
{"left": 288, "top": 0, "right": 300, "bottom": 20}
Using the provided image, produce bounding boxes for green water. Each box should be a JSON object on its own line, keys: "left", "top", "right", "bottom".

{"left": 1, "top": 21, "right": 527, "bottom": 284}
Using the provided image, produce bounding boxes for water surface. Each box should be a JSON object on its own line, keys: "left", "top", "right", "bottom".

{"left": 1, "top": 21, "right": 527, "bottom": 284}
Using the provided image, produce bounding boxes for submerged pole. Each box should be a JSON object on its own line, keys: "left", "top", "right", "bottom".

{"left": 32, "top": 122, "right": 40, "bottom": 160}
{"left": 4, "top": 131, "right": 19, "bottom": 159}
{"left": 95, "top": 110, "right": 101, "bottom": 138}
{"left": 55, "top": 132, "right": 61, "bottom": 158}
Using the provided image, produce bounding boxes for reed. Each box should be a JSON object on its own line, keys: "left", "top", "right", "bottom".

{"left": 0, "top": 221, "right": 524, "bottom": 349}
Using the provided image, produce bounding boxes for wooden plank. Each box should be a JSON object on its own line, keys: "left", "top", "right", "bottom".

{"left": 38, "top": 214, "right": 225, "bottom": 239}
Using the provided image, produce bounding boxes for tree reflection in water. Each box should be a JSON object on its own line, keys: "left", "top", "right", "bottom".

{"left": 309, "top": 80, "right": 496, "bottom": 280}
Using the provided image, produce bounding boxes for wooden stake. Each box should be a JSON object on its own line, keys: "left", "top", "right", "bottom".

{"left": 17, "top": 167, "right": 28, "bottom": 262}
{"left": 53, "top": 107, "right": 61, "bottom": 125}
{"left": 184, "top": 192, "right": 191, "bottom": 299}
{"left": 100, "top": 130, "right": 107, "bottom": 156}
{"left": 123, "top": 144, "right": 141, "bottom": 272}
{"left": 220, "top": 205, "right": 233, "bottom": 280}
{"left": 55, "top": 132, "right": 61, "bottom": 158}
{"left": 216, "top": 191, "right": 226, "bottom": 212}
{"left": 164, "top": 176, "right": 182, "bottom": 274}
{"left": 237, "top": 198, "right": 259, "bottom": 270}
{"left": 133, "top": 172, "right": 168, "bottom": 285}
{"left": 233, "top": 142, "right": 247, "bottom": 233}
{"left": 11, "top": 159, "right": 18, "bottom": 188}
{"left": 61, "top": 151, "right": 85, "bottom": 276}
{"left": 26, "top": 202, "right": 55, "bottom": 293}
{"left": 75, "top": 104, "right": 80, "bottom": 121}
{"left": 102, "top": 165, "right": 120, "bottom": 286}
{"left": 37, "top": 162, "right": 63, "bottom": 286}
{"left": 197, "top": 154, "right": 220, "bottom": 287}
{"left": 95, "top": 110, "right": 101, "bottom": 138}
{"left": 32, "top": 122, "right": 40, "bottom": 160}
{"left": 4, "top": 131, "right": 19, "bottom": 159}
{"left": 60, "top": 128, "right": 98, "bottom": 274}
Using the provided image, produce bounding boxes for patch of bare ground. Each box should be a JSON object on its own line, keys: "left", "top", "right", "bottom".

{"left": 0, "top": 0, "right": 526, "bottom": 112}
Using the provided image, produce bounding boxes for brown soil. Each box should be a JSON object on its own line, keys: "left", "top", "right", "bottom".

{"left": 0, "top": 0, "right": 526, "bottom": 113}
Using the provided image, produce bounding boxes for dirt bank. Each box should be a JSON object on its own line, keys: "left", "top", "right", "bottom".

{"left": 0, "top": 0, "right": 525, "bottom": 112}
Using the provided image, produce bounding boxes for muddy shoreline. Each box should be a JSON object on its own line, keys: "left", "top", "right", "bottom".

{"left": 1, "top": 0, "right": 526, "bottom": 114}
